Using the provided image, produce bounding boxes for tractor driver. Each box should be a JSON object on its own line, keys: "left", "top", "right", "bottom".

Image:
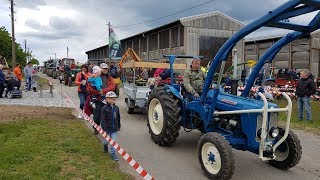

{"left": 183, "top": 57, "right": 206, "bottom": 98}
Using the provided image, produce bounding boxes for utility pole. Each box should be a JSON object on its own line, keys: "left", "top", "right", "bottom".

{"left": 24, "top": 39, "right": 27, "bottom": 63}
{"left": 108, "top": 22, "right": 111, "bottom": 59}
{"left": 67, "top": 47, "right": 69, "bottom": 58}
{"left": 55, "top": 53, "right": 56, "bottom": 59}
{"left": 10, "top": 0, "right": 16, "bottom": 68}
{"left": 27, "top": 48, "right": 29, "bottom": 62}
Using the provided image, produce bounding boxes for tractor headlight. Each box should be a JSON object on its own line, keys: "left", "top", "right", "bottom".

{"left": 269, "top": 127, "right": 279, "bottom": 138}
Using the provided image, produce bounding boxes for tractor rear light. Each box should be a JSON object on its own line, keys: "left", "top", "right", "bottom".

{"left": 269, "top": 127, "right": 279, "bottom": 138}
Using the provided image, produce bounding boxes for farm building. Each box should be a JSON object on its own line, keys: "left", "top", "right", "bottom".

{"left": 86, "top": 11, "right": 245, "bottom": 69}
{"left": 244, "top": 31, "right": 320, "bottom": 78}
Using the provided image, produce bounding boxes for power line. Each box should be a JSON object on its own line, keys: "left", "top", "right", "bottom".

{"left": 82, "top": 0, "right": 215, "bottom": 51}
{"left": 82, "top": 30, "right": 108, "bottom": 51}
{"left": 112, "top": 0, "right": 215, "bottom": 28}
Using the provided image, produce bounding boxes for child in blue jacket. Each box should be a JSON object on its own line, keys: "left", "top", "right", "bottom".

{"left": 88, "top": 66, "right": 103, "bottom": 94}
{"left": 100, "top": 91, "right": 121, "bottom": 161}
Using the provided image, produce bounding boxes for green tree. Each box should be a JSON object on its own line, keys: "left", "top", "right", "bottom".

{"left": 29, "top": 58, "right": 39, "bottom": 65}
{"left": 0, "top": 26, "right": 28, "bottom": 68}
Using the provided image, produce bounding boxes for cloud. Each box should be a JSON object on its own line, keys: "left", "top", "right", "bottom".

{"left": 19, "top": 30, "right": 83, "bottom": 40}
{"left": 25, "top": 19, "right": 48, "bottom": 31}
{"left": 22, "top": 16, "right": 86, "bottom": 40}
{"left": 1, "top": 0, "right": 318, "bottom": 64}
{"left": 15, "top": 0, "right": 46, "bottom": 10}
{"left": 49, "top": 16, "right": 76, "bottom": 30}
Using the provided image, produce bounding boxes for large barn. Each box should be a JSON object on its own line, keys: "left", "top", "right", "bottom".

{"left": 244, "top": 31, "right": 320, "bottom": 78}
{"left": 86, "top": 11, "right": 245, "bottom": 69}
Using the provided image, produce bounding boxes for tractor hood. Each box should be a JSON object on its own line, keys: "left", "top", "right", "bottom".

{"left": 207, "top": 89, "right": 278, "bottom": 111}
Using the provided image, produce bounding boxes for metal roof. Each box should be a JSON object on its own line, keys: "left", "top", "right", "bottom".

{"left": 86, "top": 11, "right": 244, "bottom": 54}
{"left": 245, "top": 33, "right": 287, "bottom": 42}
{"left": 180, "top": 11, "right": 245, "bottom": 26}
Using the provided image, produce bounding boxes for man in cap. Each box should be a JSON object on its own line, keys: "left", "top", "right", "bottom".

{"left": 88, "top": 63, "right": 115, "bottom": 134}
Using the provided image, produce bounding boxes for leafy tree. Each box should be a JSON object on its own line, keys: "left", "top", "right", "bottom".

{"left": 29, "top": 58, "right": 39, "bottom": 65}
{"left": 0, "top": 26, "right": 28, "bottom": 68}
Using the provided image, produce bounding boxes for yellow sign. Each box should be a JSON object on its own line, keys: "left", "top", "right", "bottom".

{"left": 247, "top": 60, "right": 256, "bottom": 67}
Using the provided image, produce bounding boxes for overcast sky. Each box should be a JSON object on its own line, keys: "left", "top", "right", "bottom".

{"left": 0, "top": 0, "right": 317, "bottom": 63}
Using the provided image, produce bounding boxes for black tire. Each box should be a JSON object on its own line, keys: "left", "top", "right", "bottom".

{"left": 147, "top": 86, "right": 181, "bottom": 146}
{"left": 52, "top": 71, "right": 57, "bottom": 79}
{"left": 198, "top": 132, "right": 235, "bottom": 180}
{"left": 269, "top": 128, "right": 302, "bottom": 170}
{"left": 7, "top": 92, "right": 12, "bottom": 99}
{"left": 64, "top": 76, "right": 68, "bottom": 85}
{"left": 126, "top": 99, "right": 135, "bottom": 114}
{"left": 48, "top": 70, "right": 53, "bottom": 77}
{"left": 68, "top": 77, "right": 72, "bottom": 87}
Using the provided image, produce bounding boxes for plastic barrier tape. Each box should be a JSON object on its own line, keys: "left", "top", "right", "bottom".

{"left": 63, "top": 93, "right": 155, "bottom": 180}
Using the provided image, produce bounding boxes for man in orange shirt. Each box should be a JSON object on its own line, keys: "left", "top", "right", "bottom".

{"left": 14, "top": 64, "right": 23, "bottom": 81}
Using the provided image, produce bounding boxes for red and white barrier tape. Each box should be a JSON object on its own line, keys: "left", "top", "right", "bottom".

{"left": 233, "top": 86, "right": 319, "bottom": 100}
{"left": 63, "top": 92, "right": 155, "bottom": 180}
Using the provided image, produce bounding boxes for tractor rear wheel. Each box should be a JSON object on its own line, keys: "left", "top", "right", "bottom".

{"left": 269, "top": 127, "right": 302, "bottom": 170}
{"left": 52, "top": 71, "right": 57, "bottom": 79}
{"left": 68, "top": 77, "right": 72, "bottom": 87}
{"left": 147, "top": 86, "right": 181, "bottom": 146}
{"left": 198, "top": 132, "right": 235, "bottom": 180}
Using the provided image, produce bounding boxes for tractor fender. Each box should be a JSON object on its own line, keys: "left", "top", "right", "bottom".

{"left": 186, "top": 101, "right": 208, "bottom": 123}
{"left": 164, "top": 84, "right": 182, "bottom": 100}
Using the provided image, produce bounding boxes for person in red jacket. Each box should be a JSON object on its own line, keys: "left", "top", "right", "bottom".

{"left": 87, "top": 63, "right": 115, "bottom": 134}
{"left": 75, "top": 64, "right": 91, "bottom": 118}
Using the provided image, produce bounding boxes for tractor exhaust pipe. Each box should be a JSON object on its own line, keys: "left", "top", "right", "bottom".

{"left": 231, "top": 79, "right": 238, "bottom": 95}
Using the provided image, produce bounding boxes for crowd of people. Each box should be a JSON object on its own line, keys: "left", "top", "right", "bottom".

{"left": 0, "top": 62, "right": 39, "bottom": 98}
{"left": 74, "top": 62, "right": 119, "bottom": 161}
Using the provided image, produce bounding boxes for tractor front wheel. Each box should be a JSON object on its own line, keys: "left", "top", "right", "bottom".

{"left": 7, "top": 92, "right": 13, "bottom": 99}
{"left": 147, "top": 86, "right": 181, "bottom": 146}
{"left": 269, "top": 128, "right": 302, "bottom": 170}
{"left": 198, "top": 132, "right": 235, "bottom": 180}
{"left": 64, "top": 75, "right": 68, "bottom": 85}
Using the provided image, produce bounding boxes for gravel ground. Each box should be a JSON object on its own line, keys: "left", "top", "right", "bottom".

{"left": 0, "top": 89, "right": 69, "bottom": 108}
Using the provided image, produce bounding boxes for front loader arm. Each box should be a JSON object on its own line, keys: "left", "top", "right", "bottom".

{"left": 200, "top": 0, "right": 320, "bottom": 123}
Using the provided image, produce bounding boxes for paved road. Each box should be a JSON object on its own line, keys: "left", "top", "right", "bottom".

{"left": 48, "top": 76, "right": 320, "bottom": 180}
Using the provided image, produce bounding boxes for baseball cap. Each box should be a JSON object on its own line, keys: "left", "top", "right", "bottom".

{"left": 105, "top": 91, "right": 117, "bottom": 98}
{"left": 100, "top": 63, "right": 109, "bottom": 69}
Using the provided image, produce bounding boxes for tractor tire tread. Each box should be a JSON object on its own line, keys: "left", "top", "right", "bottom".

{"left": 269, "top": 127, "right": 302, "bottom": 170}
{"left": 147, "top": 87, "right": 181, "bottom": 146}
{"left": 198, "top": 132, "right": 235, "bottom": 180}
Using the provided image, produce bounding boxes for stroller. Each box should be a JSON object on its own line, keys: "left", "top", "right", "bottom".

{"left": 3, "top": 78, "right": 22, "bottom": 98}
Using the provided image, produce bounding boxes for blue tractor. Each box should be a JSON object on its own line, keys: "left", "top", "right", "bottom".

{"left": 147, "top": 1, "right": 320, "bottom": 179}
